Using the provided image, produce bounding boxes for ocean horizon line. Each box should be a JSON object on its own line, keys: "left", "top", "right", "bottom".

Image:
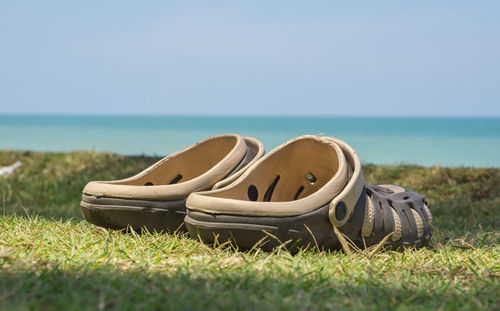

{"left": 1, "top": 113, "right": 499, "bottom": 120}
{"left": 1, "top": 114, "right": 498, "bottom": 167}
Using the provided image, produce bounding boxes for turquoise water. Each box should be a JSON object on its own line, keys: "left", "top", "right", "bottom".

{"left": 0, "top": 115, "right": 499, "bottom": 167}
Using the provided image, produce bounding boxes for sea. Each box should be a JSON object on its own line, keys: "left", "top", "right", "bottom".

{"left": 0, "top": 115, "right": 499, "bottom": 167}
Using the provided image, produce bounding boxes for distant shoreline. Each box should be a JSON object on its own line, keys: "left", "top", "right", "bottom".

{"left": 1, "top": 116, "right": 499, "bottom": 167}
{"left": 1, "top": 150, "right": 499, "bottom": 169}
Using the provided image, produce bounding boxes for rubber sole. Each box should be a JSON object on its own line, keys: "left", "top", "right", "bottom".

{"left": 184, "top": 203, "right": 340, "bottom": 252}
{"left": 80, "top": 194, "right": 187, "bottom": 233}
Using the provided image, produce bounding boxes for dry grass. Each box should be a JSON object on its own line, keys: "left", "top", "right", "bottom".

{"left": 0, "top": 150, "right": 499, "bottom": 310}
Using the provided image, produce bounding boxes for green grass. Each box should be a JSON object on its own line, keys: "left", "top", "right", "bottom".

{"left": 0, "top": 150, "right": 499, "bottom": 310}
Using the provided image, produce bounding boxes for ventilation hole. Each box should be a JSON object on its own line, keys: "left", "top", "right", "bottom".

{"left": 263, "top": 175, "right": 280, "bottom": 202}
{"left": 418, "top": 205, "right": 429, "bottom": 222}
{"left": 144, "top": 181, "right": 154, "bottom": 186}
{"left": 305, "top": 172, "right": 317, "bottom": 184}
{"left": 403, "top": 196, "right": 410, "bottom": 200}
{"left": 335, "top": 202, "right": 347, "bottom": 222}
{"left": 366, "top": 187, "right": 373, "bottom": 196}
{"left": 294, "top": 185, "right": 305, "bottom": 200}
{"left": 378, "top": 201, "right": 385, "bottom": 218}
{"left": 387, "top": 199, "right": 393, "bottom": 207}
{"left": 168, "top": 174, "right": 183, "bottom": 184}
{"left": 248, "top": 185, "right": 258, "bottom": 201}
{"left": 402, "top": 209, "right": 411, "bottom": 223}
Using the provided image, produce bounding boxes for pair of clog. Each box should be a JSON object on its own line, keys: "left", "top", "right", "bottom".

{"left": 81, "top": 134, "right": 432, "bottom": 251}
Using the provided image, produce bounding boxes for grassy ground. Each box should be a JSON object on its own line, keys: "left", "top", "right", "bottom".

{"left": 0, "top": 150, "right": 499, "bottom": 310}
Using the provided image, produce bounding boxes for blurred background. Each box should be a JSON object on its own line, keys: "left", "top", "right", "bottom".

{"left": 1, "top": 1, "right": 499, "bottom": 166}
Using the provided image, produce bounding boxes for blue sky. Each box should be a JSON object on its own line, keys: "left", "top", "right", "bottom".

{"left": 1, "top": 1, "right": 499, "bottom": 116}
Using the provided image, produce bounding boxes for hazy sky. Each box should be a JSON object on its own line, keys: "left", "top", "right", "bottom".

{"left": 1, "top": 1, "right": 499, "bottom": 116}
